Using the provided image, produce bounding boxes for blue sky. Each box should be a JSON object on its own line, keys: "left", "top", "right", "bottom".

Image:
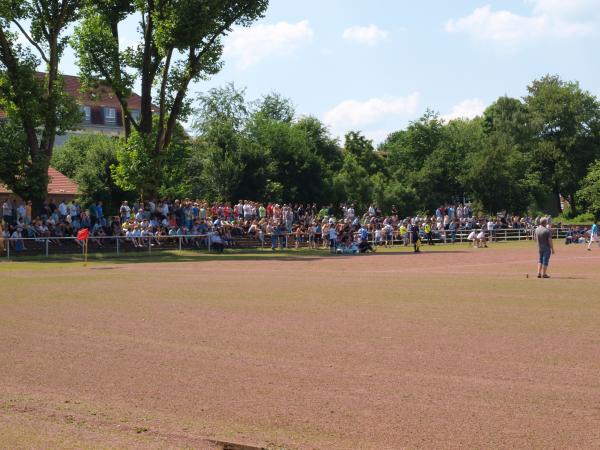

{"left": 59, "top": 0, "right": 600, "bottom": 143}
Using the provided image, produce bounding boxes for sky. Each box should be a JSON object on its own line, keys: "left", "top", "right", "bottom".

{"left": 56, "top": 0, "right": 600, "bottom": 144}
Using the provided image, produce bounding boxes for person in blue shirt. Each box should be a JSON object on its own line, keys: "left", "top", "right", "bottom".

{"left": 357, "top": 226, "right": 374, "bottom": 253}
{"left": 588, "top": 221, "right": 599, "bottom": 251}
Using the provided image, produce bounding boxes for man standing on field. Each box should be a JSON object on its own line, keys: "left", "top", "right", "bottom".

{"left": 587, "top": 221, "right": 599, "bottom": 251}
{"left": 535, "top": 218, "right": 554, "bottom": 279}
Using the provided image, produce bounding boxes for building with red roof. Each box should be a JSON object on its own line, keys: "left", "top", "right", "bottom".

{"left": 0, "top": 168, "right": 78, "bottom": 204}
{"left": 0, "top": 73, "right": 153, "bottom": 144}
{"left": 0, "top": 73, "right": 152, "bottom": 202}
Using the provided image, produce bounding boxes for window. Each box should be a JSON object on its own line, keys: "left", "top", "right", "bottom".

{"left": 81, "top": 106, "right": 91, "bottom": 123}
{"left": 130, "top": 109, "right": 141, "bottom": 122}
{"left": 104, "top": 107, "right": 116, "bottom": 123}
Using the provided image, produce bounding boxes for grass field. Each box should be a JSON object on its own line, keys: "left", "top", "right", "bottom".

{"left": 1, "top": 242, "right": 599, "bottom": 449}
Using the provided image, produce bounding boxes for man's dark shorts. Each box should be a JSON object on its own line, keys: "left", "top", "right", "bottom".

{"left": 539, "top": 248, "right": 551, "bottom": 266}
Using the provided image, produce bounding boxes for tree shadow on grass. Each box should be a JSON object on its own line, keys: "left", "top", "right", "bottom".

{"left": 3, "top": 247, "right": 471, "bottom": 266}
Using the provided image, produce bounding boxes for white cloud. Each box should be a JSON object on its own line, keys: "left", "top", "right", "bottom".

{"left": 363, "top": 129, "right": 393, "bottom": 144}
{"left": 442, "top": 98, "right": 486, "bottom": 122}
{"left": 323, "top": 94, "right": 420, "bottom": 143}
{"left": 446, "top": 1, "right": 598, "bottom": 44}
{"left": 224, "top": 20, "right": 313, "bottom": 69}
{"left": 342, "top": 25, "right": 389, "bottom": 46}
{"left": 323, "top": 94, "right": 420, "bottom": 132}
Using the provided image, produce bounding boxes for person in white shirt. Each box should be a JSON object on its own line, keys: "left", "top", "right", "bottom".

{"left": 487, "top": 220, "right": 495, "bottom": 242}
{"left": 3, "top": 199, "right": 14, "bottom": 225}
{"left": 243, "top": 202, "right": 253, "bottom": 220}
{"left": 120, "top": 201, "right": 131, "bottom": 221}
{"left": 477, "top": 230, "right": 488, "bottom": 248}
{"left": 374, "top": 228, "right": 382, "bottom": 246}
{"left": 467, "top": 230, "right": 478, "bottom": 247}
{"left": 347, "top": 206, "right": 355, "bottom": 220}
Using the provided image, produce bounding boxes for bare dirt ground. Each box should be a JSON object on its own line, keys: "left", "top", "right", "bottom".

{"left": 1, "top": 243, "right": 600, "bottom": 449}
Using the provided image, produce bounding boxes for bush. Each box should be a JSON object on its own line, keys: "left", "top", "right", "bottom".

{"left": 555, "top": 213, "right": 595, "bottom": 225}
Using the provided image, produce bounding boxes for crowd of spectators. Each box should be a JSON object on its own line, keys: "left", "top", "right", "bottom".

{"left": 0, "top": 196, "right": 576, "bottom": 254}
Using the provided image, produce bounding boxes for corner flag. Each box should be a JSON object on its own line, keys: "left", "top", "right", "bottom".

{"left": 77, "top": 228, "right": 89, "bottom": 242}
{"left": 77, "top": 228, "right": 89, "bottom": 265}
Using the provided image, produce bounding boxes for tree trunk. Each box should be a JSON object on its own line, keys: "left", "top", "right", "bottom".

{"left": 12, "top": 158, "right": 50, "bottom": 218}
{"left": 554, "top": 185, "right": 563, "bottom": 215}
{"left": 569, "top": 193, "right": 578, "bottom": 216}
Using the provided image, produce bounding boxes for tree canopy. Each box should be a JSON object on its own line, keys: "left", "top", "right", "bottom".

{"left": 0, "top": 0, "right": 81, "bottom": 212}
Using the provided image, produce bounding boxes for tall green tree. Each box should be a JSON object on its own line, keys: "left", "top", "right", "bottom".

{"left": 577, "top": 160, "right": 600, "bottom": 220}
{"left": 382, "top": 110, "right": 445, "bottom": 176}
{"left": 52, "top": 134, "right": 133, "bottom": 212}
{"left": 72, "top": 0, "right": 268, "bottom": 196}
{"left": 248, "top": 114, "right": 327, "bottom": 203}
{"left": 193, "top": 83, "right": 267, "bottom": 202}
{"left": 344, "top": 131, "right": 384, "bottom": 176}
{"left": 0, "top": 0, "right": 81, "bottom": 212}
{"left": 525, "top": 75, "right": 600, "bottom": 214}
{"left": 333, "top": 153, "right": 373, "bottom": 211}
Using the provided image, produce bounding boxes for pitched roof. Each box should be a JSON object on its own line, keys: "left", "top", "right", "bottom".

{"left": 0, "top": 168, "right": 78, "bottom": 196}
{"left": 61, "top": 73, "right": 145, "bottom": 110}
{"left": 0, "top": 73, "right": 149, "bottom": 119}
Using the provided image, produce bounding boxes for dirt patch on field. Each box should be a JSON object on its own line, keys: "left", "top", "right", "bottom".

{"left": 1, "top": 245, "right": 600, "bottom": 449}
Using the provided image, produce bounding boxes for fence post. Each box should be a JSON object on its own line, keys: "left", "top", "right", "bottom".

{"left": 116, "top": 236, "right": 119, "bottom": 256}
{"left": 178, "top": 235, "right": 182, "bottom": 252}
{"left": 504, "top": 230, "right": 507, "bottom": 242}
{"left": 7, "top": 238, "right": 10, "bottom": 260}
{"left": 285, "top": 234, "right": 288, "bottom": 249}
{"left": 208, "top": 235, "right": 211, "bottom": 252}
{"left": 148, "top": 237, "right": 151, "bottom": 253}
{"left": 45, "top": 238, "right": 49, "bottom": 257}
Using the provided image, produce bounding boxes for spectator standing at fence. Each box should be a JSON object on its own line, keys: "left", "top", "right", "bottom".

{"left": 16, "top": 201, "right": 26, "bottom": 224}
{"left": 588, "top": 221, "right": 599, "bottom": 251}
{"left": 424, "top": 221, "right": 434, "bottom": 245}
{"left": 11, "top": 226, "right": 26, "bottom": 252}
{"left": 329, "top": 223, "right": 337, "bottom": 253}
{"left": 449, "top": 220, "right": 458, "bottom": 243}
{"left": 2, "top": 198, "right": 13, "bottom": 225}
{"left": 119, "top": 201, "right": 130, "bottom": 222}
{"left": 270, "top": 222, "right": 280, "bottom": 250}
{"left": 383, "top": 222, "right": 393, "bottom": 248}
{"left": 535, "top": 218, "right": 554, "bottom": 279}
{"left": 23, "top": 200, "right": 31, "bottom": 225}
{"left": 487, "top": 219, "right": 495, "bottom": 242}
{"left": 58, "top": 200, "right": 68, "bottom": 220}
{"left": 412, "top": 222, "right": 421, "bottom": 253}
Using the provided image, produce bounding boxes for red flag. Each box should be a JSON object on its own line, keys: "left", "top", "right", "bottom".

{"left": 77, "top": 228, "right": 89, "bottom": 242}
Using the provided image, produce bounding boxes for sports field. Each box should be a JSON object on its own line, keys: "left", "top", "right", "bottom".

{"left": 1, "top": 242, "right": 599, "bottom": 449}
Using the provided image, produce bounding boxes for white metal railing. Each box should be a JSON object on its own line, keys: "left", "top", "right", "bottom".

{"left": 0, "top": 227, "right": 573, "bottom": 259}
